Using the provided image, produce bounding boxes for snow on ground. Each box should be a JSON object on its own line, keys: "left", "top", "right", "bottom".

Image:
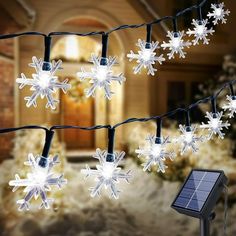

{"left": 0, "top": 158, "right": 236, "bottom": 236}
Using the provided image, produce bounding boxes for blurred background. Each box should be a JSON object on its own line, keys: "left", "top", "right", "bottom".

{"left": 0, "top": 0, "right": 236, "bottom": 235}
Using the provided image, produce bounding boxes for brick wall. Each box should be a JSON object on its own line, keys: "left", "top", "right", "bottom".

{"left": 0, "top": 39, "right": 15, "bottom": 161}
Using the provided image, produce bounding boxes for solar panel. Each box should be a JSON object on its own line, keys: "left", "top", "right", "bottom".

{"left": 171, "top": 169, "right": 227, "bottom": 219}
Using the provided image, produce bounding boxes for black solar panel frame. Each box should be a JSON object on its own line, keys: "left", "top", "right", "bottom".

{"left": 171, "top": 169, "right": 227, "bottom": 219}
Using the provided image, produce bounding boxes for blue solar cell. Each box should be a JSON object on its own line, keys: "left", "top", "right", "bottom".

{"left": 173, "top": 170, "right": 221, "bottom": 212}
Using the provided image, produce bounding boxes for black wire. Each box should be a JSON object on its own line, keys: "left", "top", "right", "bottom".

{"left": 0, "top": 0, "right": 208, "bottom": 40}
{"left": 0, "top": 79, "right": 235, "bottom": 135}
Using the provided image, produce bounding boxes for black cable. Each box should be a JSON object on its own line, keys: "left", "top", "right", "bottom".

{"left": 101, "top": 33, "right": 108, "bottom": 64}
{"left": 0, "top": 0, "right": 208, "bottom": 40}
{"left": 146, "top": 24, "right": 152, "bottom": 44}
{"left": 0, "top": 80, "right": 235, "bottom": 135}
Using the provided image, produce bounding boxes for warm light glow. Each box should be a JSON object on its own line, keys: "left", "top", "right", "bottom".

{"left": 65, "top": 36, "right": 79, "bottom": 60}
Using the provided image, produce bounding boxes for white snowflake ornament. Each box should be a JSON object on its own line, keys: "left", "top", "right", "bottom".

{"left": 9, "top": 153, "right": 67, "bottom": 211}
{"left": 161, "top": 31, "right": 191, "bottom": 59}
{"left": 16, "top": 57, "right": 71, "bottom": 109}
{"left": 135, "top": 135, "right": 175, "bottom": 173}
{"left": 127, "top": 39, "right": 165, "bottom": 75}
{"left": 207, "top": 2, "right": 230, "bottom": 25}
{"left": 200, "top": 111, "right": 230, "bottom": 139}
{"left": 177, "top": 125, "right": 204, "bottom": 155}
{"left": 223, "top": 95, "right": 236, "bottom": 118}
{"left": 81, "top": 149, "right": 131, "bottom": 199}
{"left": 77, "top": 55, "right": 125, "bottom": 99}
{"left": 187, "top": 19, "right": 215, "bottom": 45}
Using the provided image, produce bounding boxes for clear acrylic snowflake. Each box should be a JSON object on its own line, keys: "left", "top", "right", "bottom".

{"left": 176, "top": 125, "right": 204, "bottom": 155}
{"left": 81, "top": 149, "right": 131, "bottom": 199}
{"left": 187, "top": 19, "right": 215, "bottom": 45}
{"left": 200, "top": 112, "right": 230, "bottom": 139}
{"left": 161, "top": 31, "right": 191, "bottom": 59}
{"left": 9, "top": 153, "right": 67, "bottom": 211}
{"left": 127, "top": 39, "right": 165, "bottom": 76}
{"left": 135, "top": 135, "right": 175, "bottom": 173}
{"left": 207, "top": 2, "right": 230, "bottom": 25}
{"left": 77, "top": 54, "right": 125, "bottom": 99}
{"left": 223, "top": 95, "right": 236, "bottom": 118}
{"left": 16, "top": 56, "right": 71, "bottom": 109}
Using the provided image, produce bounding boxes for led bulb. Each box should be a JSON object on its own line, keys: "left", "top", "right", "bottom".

{"left": 223, "top": 95, "right": 236, "bottom": 118}
{"left": 184, "top": 131, "right": 193, "bottom": 143}
{"left": 102, "top": 162, "right": 115, "bottom": 179}
{"left": 38, "top": 71, "right": 51, "bottom": 89}
{"left": 81, "top": 149, "right": 131, "bottom": 199}
{"left": 215, "top": 8, "right": 222, "bottom": 17}
{"left": 96, "top": 65, "right": 108, "bottom": 82}
{"left": 136, "top": 135, "right": 175, "bottom": 173}
{"left": 207, "top": 2, "right": 230, "bottom": 25}
{"left": 9, "top": 154, "right": 67, "bottom": 211}
{"left": 151, "top": 144, "right": 161, "bottom": 156}
{"left": 172, "top": 36, "right": 181, "bottom": 48}
{"left": 142, "top": 48, "right": 152, "bottom": 61}
{"left": 196, "top": 25, "right": 205, "bottom": 35}
{"left": 161, "top": 31, "right": 191, "bottom": 59}
{"left": 16, "top": 57, "right": 71, "bottom": 109}
{"left": 200, "top": 112, "right": 230, "bottom": 139}
{"left": 77, "top": 54, "right": 125, "bottom": 99}
{"left": 187, "top": 19, "right": 214, "bottom": 45}
{"left": 177, "top": 125, "right": 203, "bottom": 155}
{"left": 127, "top": 39, "right": 165, "bottom": 76}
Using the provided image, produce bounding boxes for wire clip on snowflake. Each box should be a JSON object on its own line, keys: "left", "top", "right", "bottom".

{"left": 187, "top": 19, "right": 215, "bottom": 45}
{"left": 77, "top": 54, "right": 125, "bottom": 99}
{"left": 9, "top": 153, "right": 67, "bottom": 211}
{"left": 200, "top": 112, "right": 230, "bottom": 140}
{"left": 176, "top": 125, "right": 204, "bottom": 155}
{"left": 127, "top": 39, "right": 165, "bottom": 76}
{"left": 222, "top": 95, "right": 236, "bottom": 118}
{"left": 135, "top": 135, "right": 175, "bottom": 173}
{"left": 81, "top": 149, "right": 131, "bottom": 199}
{"left": 16, "top": 56, "right": 71, "bottom": 109}
{"left": 161, "top": 31, "right": 191, "bottom": 59}
{"left": 207, "top": 2, "right": 230, "bottom": 25}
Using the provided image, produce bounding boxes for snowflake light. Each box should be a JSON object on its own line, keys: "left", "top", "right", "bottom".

{"left": 207, "top": 2, "right": 230, "bottom": 25}
{"left": 176, "top": 125, "right": 204, "bottom": 155}
{"left": 223, "top": 95, "right": 236, "bottom": 118}
{"left": 16, "top": 57, "right": 71, "bottom": 109}
{"left": 187, "top": 19, "right": 215, "bottom": 45}
{"left": 161, "top": 31, "right": 191, "bottom": 59}
{"left": 135, "top": 135, "right": 175, "bottom": 173}
{"left": 81, "top": 149, "right": 131, "bottom": 199}
{"left": 127, "top": 39, "right": 165, "bottom": 75}
{"left": 77, "top": 55, "right": 125, "bottom": 99}
{"left": 200, "top": 112, "right": 230, "bottom": 139}
{"left": 9, "top": 153, "right": 67, "bottom": 211}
